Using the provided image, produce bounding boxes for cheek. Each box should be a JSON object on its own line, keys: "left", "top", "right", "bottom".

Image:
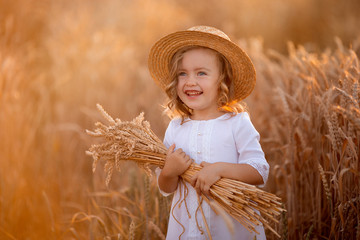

{"left": 176, "top": 88, "right": 184, "bottom": 99}
{"left": 176, "top": 81, "right": 183, "bottom": 94}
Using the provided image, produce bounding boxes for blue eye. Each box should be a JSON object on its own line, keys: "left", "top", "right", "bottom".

{"left": 198, "top": 72, "right": 206, "bottom": 76}
{"left": 178, "top": 72, "right": 186, "bottom": 77}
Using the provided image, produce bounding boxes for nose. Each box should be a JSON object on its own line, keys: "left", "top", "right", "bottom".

{"left": 185, "top": 74, "right": 196, "bottom": 86}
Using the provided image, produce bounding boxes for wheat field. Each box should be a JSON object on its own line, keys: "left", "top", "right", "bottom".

{"left": 1, "top": 0, "right": 359, "bottom": 239}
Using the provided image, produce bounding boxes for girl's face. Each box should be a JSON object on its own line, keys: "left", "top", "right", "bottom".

{"left": 176, "top": 48, "right": 222, "bottom": 120}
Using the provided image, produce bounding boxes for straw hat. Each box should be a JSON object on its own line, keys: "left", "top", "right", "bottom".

{"left": 148, "top": 26, "right": 256, "bottom": 102}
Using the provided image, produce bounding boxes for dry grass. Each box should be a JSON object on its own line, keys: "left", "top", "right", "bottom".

{"left": 1, "top": 0, "right": 360, "bottom": 239}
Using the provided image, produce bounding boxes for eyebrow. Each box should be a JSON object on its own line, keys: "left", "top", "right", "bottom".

{"left": 177, "top": 67, "right": 211, "bottom": 72}
{"left": 195, "top": 67, "right": 211, "bottom": 71}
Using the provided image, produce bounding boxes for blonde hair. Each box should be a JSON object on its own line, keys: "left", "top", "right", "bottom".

{"left": 164, "top": 46, "right": 247, "bottom": 121}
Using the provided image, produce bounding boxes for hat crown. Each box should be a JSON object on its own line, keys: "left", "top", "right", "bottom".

{"left": 187, "top": 26, "right": 231, "bottom": 41}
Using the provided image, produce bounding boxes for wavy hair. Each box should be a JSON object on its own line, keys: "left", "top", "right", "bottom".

{"left": 164, "top": 46, "right": 247, "bottom": 121}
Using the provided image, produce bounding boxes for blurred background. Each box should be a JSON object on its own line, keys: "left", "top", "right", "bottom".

{"left": 1, "top": 0, "right": 359, "bottom": 239}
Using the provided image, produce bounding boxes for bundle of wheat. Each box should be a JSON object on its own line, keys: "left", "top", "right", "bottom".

{"left": 86, "top": 104, "right": 285, "bottom": 237}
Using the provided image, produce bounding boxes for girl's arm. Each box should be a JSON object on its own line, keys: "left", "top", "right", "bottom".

{"left": 158, "top": 144, "right": 192, "bottom": 193}
{"left": 190, "top": 161, "right": 263, "bottom": 195}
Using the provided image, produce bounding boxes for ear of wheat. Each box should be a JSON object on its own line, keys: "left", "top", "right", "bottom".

{"left": 86, "top": 104, "right": 285, "bottom": 237}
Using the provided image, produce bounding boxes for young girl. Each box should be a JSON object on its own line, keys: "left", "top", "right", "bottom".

{"left": 148, "top": 26, "right": 269, "bottom": 240}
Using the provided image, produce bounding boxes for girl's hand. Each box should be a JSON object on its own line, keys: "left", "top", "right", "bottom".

{"left": 162, "top": 144, "right": 192, "bottom": 178}
{"left": 190, "top": 161, "right": 221, "bottom": 196}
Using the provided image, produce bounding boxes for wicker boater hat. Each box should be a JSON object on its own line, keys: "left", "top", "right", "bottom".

{"left": 148, "top": 26, "right": 256, "bottom": 102}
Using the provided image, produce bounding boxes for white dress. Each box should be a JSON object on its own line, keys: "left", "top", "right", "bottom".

{"left": 156, "top": 112, "right": 269, "bottom": 240}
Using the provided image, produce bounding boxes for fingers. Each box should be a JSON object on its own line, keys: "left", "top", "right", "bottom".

{"left": 173, "top": 149, "right": 191, "bottom": 164}
{"left": 191, "top": 173, "right": 212, "bottom": 196}
{"left": 184, "top": 156, "right": 192, "bottom": 168}
{"left": 174, "top": 148, "right": 184, "bottom": 154}
{"left": 197, "top": 180, "right": 210, "bottom": 195}
{"left": 167, "top": 144, "right": 176, "bottom": 155}
{"left": 195, "top": 178, "right": 201, "bottom": 195}
{"left": 179, "top": 151, "right": 186, "bottom": 158}
{"left": 203, "top": 185, "right": 210, "bottom": 196}
{"left": 191, "top": 174, "right": 205, "bottom": 195}
{"left": 200, "top": 161, "right": 210, "bottom": 167}
{"left": 166, "top": 145, "right": 194, "bottom": 164}
{"left": 167, "top": 145, "right": 186, "bottom": 159}
{"left": 190, "top": 173, "right": 197, "bottom": 187}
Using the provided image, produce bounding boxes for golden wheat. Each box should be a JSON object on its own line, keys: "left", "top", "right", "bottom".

{"left": 244, "top": 36, "right": 360, "bottom": 239}
{"left": 147, "top": 220, "right": 166, "bottom": 240}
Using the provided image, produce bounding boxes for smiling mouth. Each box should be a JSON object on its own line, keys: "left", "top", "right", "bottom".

{"left": 185, "top": 90, "right": 203, "bottom": 96}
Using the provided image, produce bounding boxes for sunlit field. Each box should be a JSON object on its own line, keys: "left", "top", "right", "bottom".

{"left": 1, "top": 0, "right": 359, "bottom": 239}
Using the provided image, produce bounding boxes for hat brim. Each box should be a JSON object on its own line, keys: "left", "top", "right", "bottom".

{"left": 148, "top": 30, "right": 256, "bottom": 102}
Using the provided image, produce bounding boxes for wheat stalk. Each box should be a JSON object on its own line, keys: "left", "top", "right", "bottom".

{"left": 86, "top": 104, "right": 285, "bottom": 237}
{"left": 147, "top": 220, "right": 166, "bottom": 240}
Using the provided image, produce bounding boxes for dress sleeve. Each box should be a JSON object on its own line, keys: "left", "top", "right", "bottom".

{"left": 233, "top": 113, "right": 269, "bottom": 187}
{"left": 163, "top": 119, "right": 173, "bottom": 149}
{"left": 155, "top": 120, "right": 174, "bottom": 197}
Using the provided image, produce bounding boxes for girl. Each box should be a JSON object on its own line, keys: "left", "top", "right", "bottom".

{"left": 148, "top": 26, "right": 269, "bottom": 240}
